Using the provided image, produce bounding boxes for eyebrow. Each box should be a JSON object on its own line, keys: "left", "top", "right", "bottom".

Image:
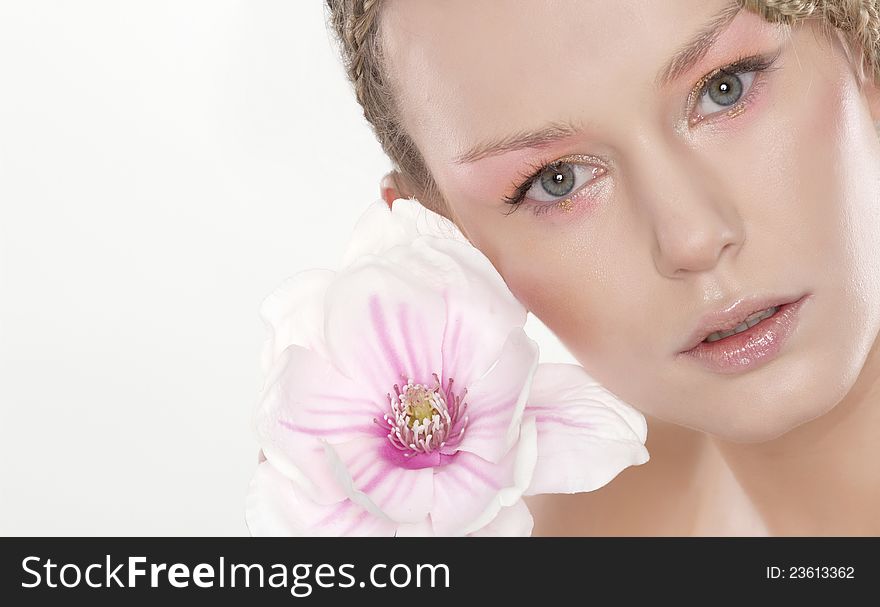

{"left": 655, "top": 0, "right": 742, "bottom": 88}
{"left": 453, "top": 0, "right": 743, "bottom": 165}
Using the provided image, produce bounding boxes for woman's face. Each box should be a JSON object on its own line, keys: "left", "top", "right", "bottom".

{"left": 380, "top": 0, "right": 880, "bottom": 442}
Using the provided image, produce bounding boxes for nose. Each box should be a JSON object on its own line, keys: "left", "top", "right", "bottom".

{"left": 628, "top": 139, "right": 744, "bottom": 278}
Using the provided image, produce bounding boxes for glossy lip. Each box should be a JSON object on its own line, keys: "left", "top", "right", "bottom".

{"left": 677, "top": 292, "right": 808, "bottom": 354}
{"left": 677, "top": 293, "right": 811, "bottom": 375}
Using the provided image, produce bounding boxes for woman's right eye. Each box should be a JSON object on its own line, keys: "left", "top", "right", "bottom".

{"left": 520, "top": 161, "right": 605, "bottom": 203}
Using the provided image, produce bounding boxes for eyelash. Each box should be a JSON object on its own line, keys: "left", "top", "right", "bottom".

{"left": 502, "top": 50, "right": 783, "bottom": 217}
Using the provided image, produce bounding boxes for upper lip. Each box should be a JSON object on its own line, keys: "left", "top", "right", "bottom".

{"left": 678, "top": 292, "right": 807, "bottom": 353}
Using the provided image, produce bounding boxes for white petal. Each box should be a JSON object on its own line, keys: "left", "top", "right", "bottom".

{"left": 322, "top": 258, "right": 447, "bottom": 400}
{"left": 393, "top": 517, "right": 435, "bottom": 537}
{"left": 254, "top": 344, "right": 385, "bottom": 505}
{"left": 324, "top": 435, "right": 435, "bottom": 524}
{"left": 431, "top": 416, "right": 538, "bottom": 536}
{"left": 523, "top": 363, "right": 650, "bottom": 495}
{"left": 395, "top": 236, "right": 529, "bottom": 390}
{"left": 259, "top": 268, "right": 335, "bottom": 377}
{"left": 455, "top": 328, "right": 539, "bottom": 463}
{"left": 340, "top": 198, "right": 468, "bottom": 267}
{"left": 467, "top": 499, "right": 534, "bottom": 537}
{"left": 338, "top": 230, "right": 529, "bottom": 400}
{"left": 246, "top": 461, "right": 397, "bottom": 536}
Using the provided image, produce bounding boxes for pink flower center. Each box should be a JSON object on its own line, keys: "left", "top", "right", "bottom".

{"left": 377, "top": 372, "right": 469, "bottom": 457}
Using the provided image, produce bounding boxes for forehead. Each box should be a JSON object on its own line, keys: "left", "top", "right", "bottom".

{"left": 380, "top": 0, "right": 774, "bottom": 171}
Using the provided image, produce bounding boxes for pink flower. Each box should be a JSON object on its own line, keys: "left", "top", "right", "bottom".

{"left": 246, "top": 198, "right": 648, "bottom": 536}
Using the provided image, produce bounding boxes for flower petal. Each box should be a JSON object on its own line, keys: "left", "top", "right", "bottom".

{"left": 454, "top": 328, "right": 539, "bottom": 463}
{"left": 259, "top": 268, "right": 335, "bottom": 377}
{"left": 403, "top": 237, "right": 529, "bottom": 390}
{"left": 340, "top": 200, "right": 420, "bottom": 266}
{"left": 340, "top": 198, "right": 470, "bottom": 267}
{"left": 346, "top": 229, "right": 529, "bottom": 391}
{"left": 393, "top": 517, "right": 435, "bottom": 537}
{"left": 246, "top": 461, "right": 397, "bottom": 536}
{"left": 324, "top": 435, "right": 435, "bottom": 524}
{"left": 431, "top": 416, "right": 538, "bottom": 536}
{"left": 467, "top": 499, "right": 534, "bottom": 537}
{"left": 255, "top": 344, "right": 386, "bottom": 505}
{"left": 322, "top": 258, "right": 448, "bottom": 399}
{"left": 523, "top": 363, "right": 650, "bottom": 495}
{"left": 339, "top": 221, "right": 530, "bottom": 399}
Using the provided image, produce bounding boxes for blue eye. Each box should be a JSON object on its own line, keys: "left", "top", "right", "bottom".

{"left": 521, "top": 162, "right": 600, "bottom": 203}
{"left": 695, "top": 70, "right": 757, "bottom": 115}
{"left": 539, "top": 163, "right": 576, "bottom": 197}
{"left": 502, "top": 154, "right": 609, "bottom": 215}
{"left": 689, "top": 49, "right": 782, "bottom": 124}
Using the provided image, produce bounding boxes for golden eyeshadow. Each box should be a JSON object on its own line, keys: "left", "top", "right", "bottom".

{"left": 555, "top": 153, "right": 609, "bottom": 166}
{"left": 725, "top": 103, "right": 747, "bottom": 119}
{"left": 555, "top": 198, "right": 574, "bottom": 213}
{"left": 685, "top": 68, "right": 720, "bottom": 126}
{"left": 552, "top": 166, "right": 608, "bottom": 214}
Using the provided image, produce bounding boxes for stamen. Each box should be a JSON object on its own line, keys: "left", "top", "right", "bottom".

{"left": 383, "top": 372, "right": 469, "bottom": 456}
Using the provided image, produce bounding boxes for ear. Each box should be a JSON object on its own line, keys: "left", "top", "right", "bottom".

{"left": 379, "top": 170, "right": 413, "bottom": 209}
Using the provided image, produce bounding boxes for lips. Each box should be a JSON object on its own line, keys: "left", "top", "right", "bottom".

{"left": 678, "top": 293, "right": 808, "bottom": 354}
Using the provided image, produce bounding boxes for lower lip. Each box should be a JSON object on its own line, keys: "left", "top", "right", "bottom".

{"left": 678, "top": 295, "right": 810, "bottom": 375}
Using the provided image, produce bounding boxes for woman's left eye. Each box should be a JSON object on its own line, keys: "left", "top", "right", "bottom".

{"left": 689, "top": 51, "right": 782, "bottom": 124}
{"left": 694, "top": 70, "right": 757, "bottom": 116}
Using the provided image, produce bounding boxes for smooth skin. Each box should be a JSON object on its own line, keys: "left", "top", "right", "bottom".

{"left": 377, "top": 0, "right": 880, "bottom": 534}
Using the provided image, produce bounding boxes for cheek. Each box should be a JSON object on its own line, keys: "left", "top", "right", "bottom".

{"left": 495, "top": 218, "right": 653, "bottom": 389}
{"left": 832, "top": 85, "right": 880, "bottom": 279}
{"left": 769, "top": 57, "right": 880, "bottom": 293}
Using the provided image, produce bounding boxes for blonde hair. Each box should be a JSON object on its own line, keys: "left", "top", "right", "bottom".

{"left": 325, "top": 0, "right": 880, "bottom": 216}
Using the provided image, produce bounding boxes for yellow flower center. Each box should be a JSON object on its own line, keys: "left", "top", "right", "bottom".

{"left": 403, "top": 386, "right": 439, "bottom": 428}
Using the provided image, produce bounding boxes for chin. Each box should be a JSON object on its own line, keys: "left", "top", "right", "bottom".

{"left": 702, "top": 405, "right": 835, "bottom": 444}
{"left": 690, "top": 350, "right": 863, "bottom": 444}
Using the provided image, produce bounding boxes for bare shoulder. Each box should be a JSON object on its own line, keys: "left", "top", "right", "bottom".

{"left": 524, "top": 418, "right": 712, "bottom": 536}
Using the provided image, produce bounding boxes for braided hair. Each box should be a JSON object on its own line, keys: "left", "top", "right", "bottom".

{"left": 324, "top": 0, "right": 444, "bottom": 214}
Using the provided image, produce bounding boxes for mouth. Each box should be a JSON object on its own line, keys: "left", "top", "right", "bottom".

{"left": 679, "top": 294, "right": 809, "bottom": 373}
{"left": 681, "top": 295, "right": 805, "bottom": 352}
{"left": 701, "top": 304, "right": 781, "bottom": 343}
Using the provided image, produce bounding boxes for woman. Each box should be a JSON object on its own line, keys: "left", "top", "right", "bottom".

{"left": 324, "top": 0, "right": 880, "bottom": 535}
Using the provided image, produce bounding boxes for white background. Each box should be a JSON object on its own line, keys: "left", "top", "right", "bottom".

{"left": 0, "top": 1, "right": 575, "bottom": 535}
